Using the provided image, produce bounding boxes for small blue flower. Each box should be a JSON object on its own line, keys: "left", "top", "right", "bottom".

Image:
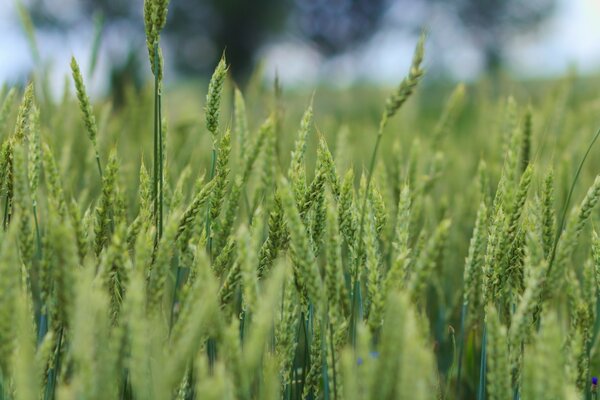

{"left": 593, "top": 376, "right": 598, "bottom": 386}
{"left": 357, "top": 352, "right": 379, "bottom": 366}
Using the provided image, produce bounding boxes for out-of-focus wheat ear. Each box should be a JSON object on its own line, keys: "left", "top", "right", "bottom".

{"left": 494, "top": 164, "right": 533, "bottom": 296}
{"left": 124, "top": 268, "right": 154, "bottom": 399}
{"left": 381, "top": 31, "right": 426, "bottom": 128}
{"left": 93, "top": 149, "right": 119, "bottom": 256}
{"left": 522, "top": 311, "right": 574, "bottom": 398}
{"left": 70, "top": 57, "right": 102, "bottom": 177}
{"left": 520, "top": 106, "right": 532, "bottom": 174}
{"left": 370, "top": 182, "right": 387, "bottom": 239}
{"left": 432, "top": 82, "right": 466, "bottom": 148}
{"left": 165, "top": 254, "right": 220, "bottom": 397}
{"left": 205, "top": 54, "right": 228, "bottom": 144}
{"left": 340, "top": 348, "right": 360, "bottom": 400}
{"left": 234, "top": 87, "right": 249, "bottom": 164}
{"left": 325, "top": 194, "right": 346, "bottom": 318}
{"left": 370, "top": 291, "right": 436, "bottom": 399}
{"left": 260, "top": 355, "right": 280, "bottom": 400}
{"left": 548, "top": 176, "right": 600, "bottom": 296}
{"left": 391, "top": 184, "right": 411, "bottom": 262}
{"left": 541, "top": 169, "right": 555, "bottom": 259}
{"left": 477, "top": 159, "right": 491, "bottom": 205}
{"left": 34, "top": 330, "right": 55, "bottom": 393}
{"left": 28, "top": 105, "right": 41, "bottom": 205}
{"left": 13, "top": 82, "right": 34, "bottom": 143}
{"left": 138, "top": 158, "right": 153, "bottom": 221}
{"left": 302, "top": 315, "right": 323, "bottom": 399}
{"left": 308, "top": 143, "right": 328, "bottom": 252}
{"left": 13, "top": 144, "right": 34, "bottom": 269}
{"left": 41, "top": 142, "right": 67, "bottom": 218}
{"left": 407, "top": 219, "right": 451, "bottom": 303}
{"left": 67, "top": 267, "right": 117, "bottom": 398}
{"left": 98, "top": 222, "right": 129, "bottom": 325}
{"left": 257, "top": 189, "right": 286, "bottom": 278}
{"left": 241, "top": 262, "right": 287, "bottom": 382}
{"left": 275, "top": 274, "right": 299, "bottom": 388}
{"left": 46, "top": 211, "right": 79, "bottom": 329}
{"left": 1, "top": 140, "right": 14, "bottom": 229}
{"left": 255, "top": 119, "right": 276, "bottom": 212}
{"left": 210, "top": 128, "right": 231, "bottom": 223}
{"left": 591, "top": 230, "right": 600, "bottom": 296}
{"left": 68, "top": 200, "right": 88, "bottom": 263}
{"left": 462, "top": 200, "right": 487, "bottom": 323}
{"left": 147, "top": 210, "right": 180, "bottom": 314}
{"left": 12, "top": 286, "right": 39, "bottom": 400}
{"left": 195, "top": 360, "right": 234, "bottom": 400}
{"left": 242, "top": 116, "right": 271, "bottom": 184}
{"left": 176, "top": 178, "right": 215, "bottom": 246}
{"left": 279, "top": 177, "right": 322, "bottom": 308}
{"left": 220, "top": 317, "right": 246, "bottom": 396}
{"left": 288, "top": 100, "right": 313, "bottom": 205}
{"left": 239, "top": 223, "right": 259, "bottom": 314}
{"left": 0, "top": 223, "right": 20, "bottom": 376}
{"left": 319, "top": 137, "right": 341, "bottom": 200}
{"left": 482, "top": 208, "right": 503, "bottom": 305}
{"left": 338, "top": 169, "right": 358, "bottom": 265}
{"left": 215, "top": 176, "right": 242, "bottom": 253}
{"left": 502, "top": 96, "right": 518, "bottom": 153}
{"left": 509, "top": 258, "right": 546, "bottom": 347}
{"left": 16, "top": 2, "right": 40, "bottom": 65}
{"left": 0, "top": 88, "right": 16, "bottom": 134}
{"left": 364, "top": 209, "right": 380, "bottom": 319}
{"left": 485, "top": 306, "right": 512, "bottom": 400}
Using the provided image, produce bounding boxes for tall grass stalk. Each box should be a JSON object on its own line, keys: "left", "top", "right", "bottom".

{"left": 153, "top": 42, "right": 164, "bottom": 239}
{"left": 352, "top": 32, "right": 425, "bottom": 343}
{"left": 548, "top": 126, "right": 600, "bottom": 271}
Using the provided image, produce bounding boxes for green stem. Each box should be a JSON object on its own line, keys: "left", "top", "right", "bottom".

{"left": 168, "top": 255, "right": 183, "bottom": 334}
{"left": 44, "top": 327, "right": 64, "bottom": 400}
{"left": 158, "top": 86, "right": 163, "bottom": 238}
{"left": 321, "top": 316, "right": 330, "bottom": 400}
{"left": 3, "top": 194, "right": 10, "bottom": 230}
{"left": 33, "top": 203, "right": 41, "bottom": 259}
{"left": 349, "top": 280, "right": 363, "bottom": 347}
{"left": 477, "top": 324, "right": 487, "bottom": 400}
{"left": 205, "top": 148, "right": 217, "bottom": 258}
{"left": 357, "top": 130, "right": 383, "bottom": 258}
{"left": 329, "top": 323, "right": 338, "bottom": 400}
{"left": 94, "top": 149, "right": 102, "bottom": 179}
{"left": 152, "top": 41, "right": 160, "bottom": 243}
{"left": 456, "top": 302, "right": 467, "bottom": 399}
{"left": 351, "top": 120, "right": 385, "bottom": 345}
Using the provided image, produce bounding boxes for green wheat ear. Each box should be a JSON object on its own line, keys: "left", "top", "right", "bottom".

{"left": 206, "top": 54, "right": 229, "bottom": 143}
{"left": 16, "top": 1, "right": 40, "bottom": 65}
{"left": 381, "top": 31, "right": 426, "bottom": 129}
{"left": 143, "top": 0, "right": 170, "bottom": 80}
{"left": 70, "top": 57, "right": 102, "bottom": 177}
{"left": 13, "top": 82, "right": 34, "bottom": 142}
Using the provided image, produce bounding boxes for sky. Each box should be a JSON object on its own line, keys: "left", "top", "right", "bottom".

{"left": 1, "top": 0, "right": 600, "bottom": 92}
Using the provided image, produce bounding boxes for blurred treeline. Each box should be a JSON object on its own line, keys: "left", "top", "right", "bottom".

{"left": 25, "top": 0, "right": 555, "bottom": 84}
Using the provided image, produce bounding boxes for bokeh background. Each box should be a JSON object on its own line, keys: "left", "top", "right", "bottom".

{"left": 1, "top": 0, "right": 600, "bottom": 93}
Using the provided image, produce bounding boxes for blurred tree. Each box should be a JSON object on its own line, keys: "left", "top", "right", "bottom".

{"left": 418, "top": 0, "right": 556, "bottom": 72}
{"left": 24, "top": 0, "right": 391, "bottom": 80}
{"left": 293, "top": 0, "right": 389, "bottom": 55}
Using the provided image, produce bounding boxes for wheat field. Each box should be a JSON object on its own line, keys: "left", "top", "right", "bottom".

{"left": 2, "top": 1, "right": 600, "bottom": 399}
